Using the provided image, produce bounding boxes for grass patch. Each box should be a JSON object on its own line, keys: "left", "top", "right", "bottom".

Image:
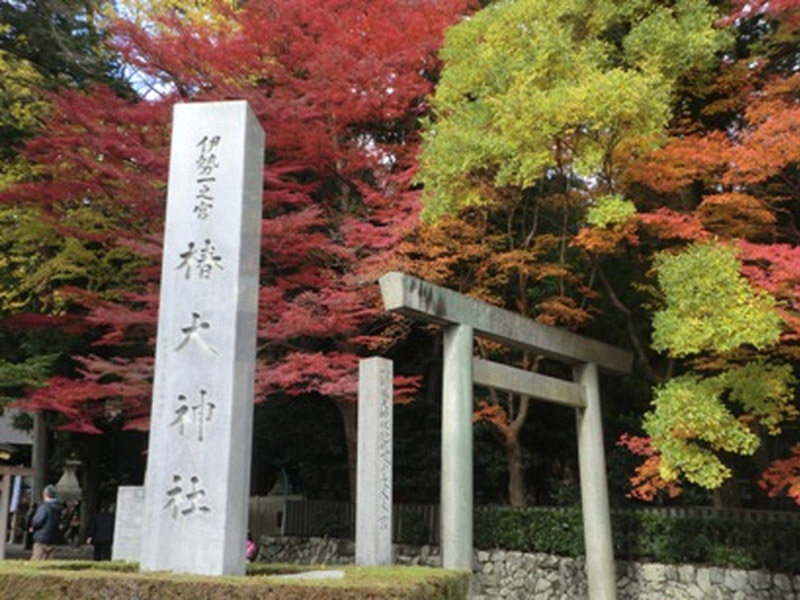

{"left": 0, "top": 560, "right": 470, "bottom": 600}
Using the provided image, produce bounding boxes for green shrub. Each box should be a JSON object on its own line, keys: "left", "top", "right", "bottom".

{"left": 474, "top": 507, "right": 583, "bottom": 556}
{"left": 473, "top": 506, "right": 800, "bottom": 573}
{"left": 707, "top": 544, "right": 754, "bottom": 569}
{"left": 0, "top": 561, "right": 470, "bottom": 600}
{"left": 397, "top": 510, "right": 431, "bottom": 546}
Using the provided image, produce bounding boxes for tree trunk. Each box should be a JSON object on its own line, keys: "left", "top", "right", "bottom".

{"left": 32, "top": 411, "right": 48, "bottom": 501}
{"left": 78, "top": 435, "right": 100, "bottom": 542}
{"left": 506, "top": 435, "right": 526, "bottom": 507}
{"left": 335, "top": 399, "right": 358, "bottom": 501}
{"left": 711, "top": 476, "right": 741, "bottom": 508}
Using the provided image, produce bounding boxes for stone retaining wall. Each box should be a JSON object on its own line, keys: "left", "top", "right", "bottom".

{"left": 257, "top": 536, "right": 799, "bottom": 599}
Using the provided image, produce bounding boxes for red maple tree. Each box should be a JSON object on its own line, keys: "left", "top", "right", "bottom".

{"left": 2, "top": 0, "right": 474, "bottom": 496}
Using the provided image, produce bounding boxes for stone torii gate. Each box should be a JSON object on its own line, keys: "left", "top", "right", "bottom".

{"left": 379, "top": 272, "right": 633, "bottom": 600}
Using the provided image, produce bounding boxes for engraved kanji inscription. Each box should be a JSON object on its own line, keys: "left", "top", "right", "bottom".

{"left": 169, "top": 389, "right": 216, "bottom": 442}
{"left": 176, "top": 239, "right": 224, "bottom": 280}
{"left": 194, "top": 182, "right": 214, "bottom": 220}
{"left": 175, "top": 312, "right": 218, "bottom": 355}
{"left": 163, "top": 474, "right": 211, "bottom": 519}
{"left": 378, "top": 368, "right": 392, "bottom": 531}
{"left": 193, "top": 135, "right": 221, "bottom": 219}
{"left": 196, "top": 135, "right": 220, "bottom": 174}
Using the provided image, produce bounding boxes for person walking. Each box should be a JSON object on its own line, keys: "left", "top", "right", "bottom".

{"left": 30, "top": 484, "right": 62, "bottom": 560}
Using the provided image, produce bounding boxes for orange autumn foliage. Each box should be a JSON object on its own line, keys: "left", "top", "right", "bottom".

{"left": 617, "top": 434, "right": 682, "bottom": 502}
{"left": 697, "top": 192, "right": 776, "bottom": 240}
{"left": 624, "top": 132, "right": 728, "bottom": 193}
{"left": 473, "top": 400, "right": 513, "bottom": 440}
{"left": 637, "top": 209, "right": 711, "bottom": 242}
{"left": 573, "top": 220, "right": 639, "bottom": 254}
{"left": 759, "top": 443, "right": 800, "bottom": 505}
{"left": 726, "top": 106, "right": 800, "bottom": 185}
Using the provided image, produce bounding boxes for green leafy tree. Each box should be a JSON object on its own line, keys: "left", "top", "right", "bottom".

{"left": 581, "top": 2, "right": 800, "bottom": 504}
{"left": 651, "top": 242, "right": 783, "bottom": 357}
{"left": 644, "top": 243, "right": 795, "bottom": 489}
{"left": 0, "top": 0, "right": 122, "bottom": 91}
{"left": 417, "top": 0, "right": 729, "bottom": 220}
{"left": 0, "top": 1, "right": 127, "bottom": 189}
{"left": 412, "top": 0, "right": 730, "bottom": 505}
{"left": 0, "top": 41, "right": 46, "bottom": 190}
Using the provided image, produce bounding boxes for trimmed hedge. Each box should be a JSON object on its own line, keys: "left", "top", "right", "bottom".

{"left": 473, "top": 506, "right": 800, "bottom": 573}
{"left": 0, "top": 561, "right": 470, "bottom": 600}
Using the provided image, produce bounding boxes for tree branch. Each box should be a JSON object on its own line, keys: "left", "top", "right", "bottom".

{"left": 596, "top": 262, "right": 661, "bottom": 382}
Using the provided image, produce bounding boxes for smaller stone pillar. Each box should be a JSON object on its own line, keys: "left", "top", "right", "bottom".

{"left": 574, "top": 362, "right": 616, "bottom": 600}
{"left": 441, "top": 324, "right": 474, "bottom": 571}
{"left": 355, "top": 357, "right": 393, "bottom": 566}
{"left": 112, "top": 486, "right": 145, "bottom": 562}
{"left": 0, "top": 473, "right": 10, "bottom": 559}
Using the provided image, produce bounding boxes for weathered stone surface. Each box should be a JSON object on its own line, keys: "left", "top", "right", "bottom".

{"left": 724, "top": 569, "right": 749, "bottom": 591}
{"left": 140, "top": 101, "right": 264, "bottom": 576}
{"left": 111, "top": 485, "right": 144, "bottom": 561}
{"left": 750, "top": 571, "right": 771, "bottom": 590}
{"left": 703, "top": 589, "right": 723, "bottom": 600}
{"left": 355, "top": 357, "right": 393, "bottom": 566}
{"left": 379, "top": 272, "right": 633, "bottom": 373}
{"left": 710, "top": 567, "right": 725, "bottom": 584}
{"left": 472, "top": 358, "right": 585, "bottom": 408}
{"left": 641, "top": 563, "right": 666, "bottom": 583}
{"left": 679, "top": 564, "right": 696, "bottom": 583}
{"left": 441, "top": 324, "right": 474, "bottom": 571}
{"left": 698, "top": 568, "right": 712, "bottom": 591}
{"left": 574, "top": 361, "right": 616, "bottom": 600}
{"left": 688, "top": 584, "right": 704, "bottom": 599}
{"left": 775, "top": 573, "right": 792, "bottom": 592}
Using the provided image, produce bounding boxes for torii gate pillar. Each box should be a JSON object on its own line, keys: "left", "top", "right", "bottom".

{"left": 574, "top": 362, "right": 616, "bottom": 600}
{"left": 380, "top": 272, "right": 631, "bottom": 599}
{"left": 442, "top": 324, "right": 474, "bottom": 571}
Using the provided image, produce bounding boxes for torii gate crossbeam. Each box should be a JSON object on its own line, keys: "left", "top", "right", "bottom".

{"left": 380, "top": 272, "right": 632, "bottom": 600}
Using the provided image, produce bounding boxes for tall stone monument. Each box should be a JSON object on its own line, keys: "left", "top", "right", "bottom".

{"left": 139, "top": 101, "right": 264, "bottom": 576}
{"left": 355, "top": 357, "right": 393, "bottom": 566}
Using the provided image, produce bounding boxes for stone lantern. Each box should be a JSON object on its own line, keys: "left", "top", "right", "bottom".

{"left": 54, "top": 458, "right": 82, "bottom": 504}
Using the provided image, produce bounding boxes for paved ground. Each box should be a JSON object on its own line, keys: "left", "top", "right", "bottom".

{"left": 275, "top": 569, "right": 345, "bottom": 580}
{"left": 3, "top": 542, "right": 94, "bottom": 561}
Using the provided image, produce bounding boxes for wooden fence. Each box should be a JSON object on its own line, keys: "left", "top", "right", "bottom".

{"left": 615, "top": 505, "right": 800, "bottom": 522}
{"left": 283, "top": 499, "right": 439, "bottom": 544}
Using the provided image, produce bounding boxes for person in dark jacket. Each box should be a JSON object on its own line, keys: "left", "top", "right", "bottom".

{"left": 30, "top": 484, "right": 62, "bottom": 560}
{"left": 87, "top": 502, "right": 115, "bottom": 560}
